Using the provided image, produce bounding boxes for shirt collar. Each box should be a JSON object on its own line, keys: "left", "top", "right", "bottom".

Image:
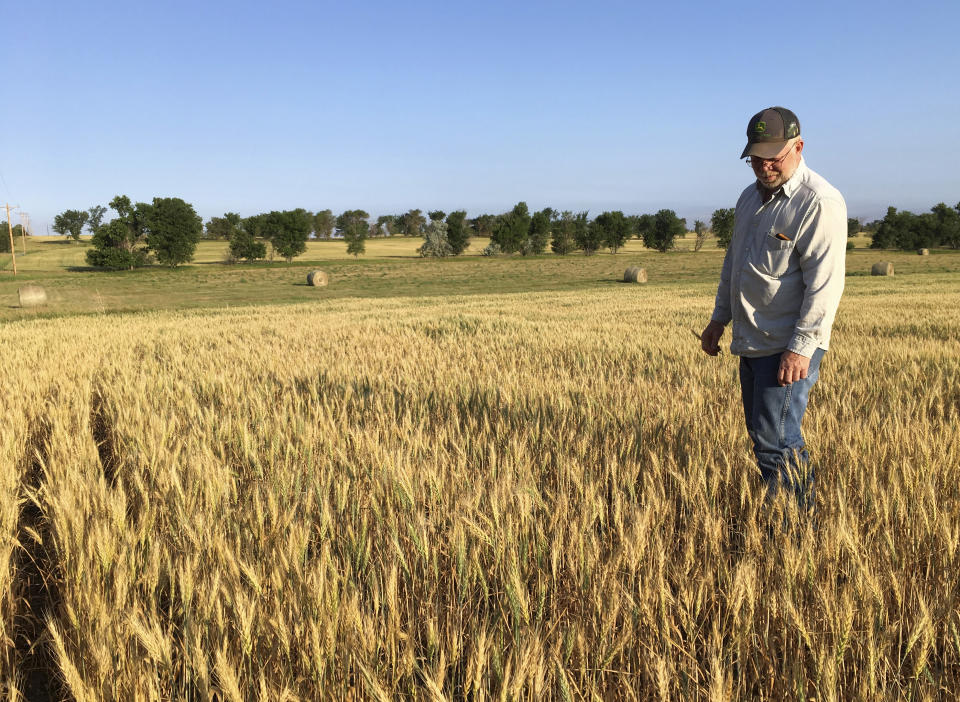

{"left": 780, "top": 156, "right": 807, "bottom": 199}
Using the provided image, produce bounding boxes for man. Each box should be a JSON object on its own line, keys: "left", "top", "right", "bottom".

{"left": 700, "top": 106, "right": 846, "bottom": 507}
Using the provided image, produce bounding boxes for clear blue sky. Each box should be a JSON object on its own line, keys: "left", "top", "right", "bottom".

{"left": 3, "top": 0, "right": 959, "bottom": 233}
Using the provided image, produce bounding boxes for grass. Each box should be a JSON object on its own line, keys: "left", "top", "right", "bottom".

{"left": 0, "top": 234, "right": 958, "bottom": 698}
{"left": 2, "top": 235, "right": 957, "bottom": 324}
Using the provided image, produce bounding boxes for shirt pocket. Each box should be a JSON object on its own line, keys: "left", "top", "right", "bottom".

{"left": 757, "top": 236, "right": 795, "bottom": 278}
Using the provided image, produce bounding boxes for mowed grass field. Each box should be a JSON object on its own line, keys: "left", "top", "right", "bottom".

{"left": 1, "top": 234, "right": 955, "bottom": 323}
{"left": 0, "top": 236, "right": 959, "bottom": 699}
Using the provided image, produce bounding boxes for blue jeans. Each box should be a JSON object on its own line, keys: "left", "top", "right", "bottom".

{"left": 739, "top": 348, "right": 825, "bottom": 508}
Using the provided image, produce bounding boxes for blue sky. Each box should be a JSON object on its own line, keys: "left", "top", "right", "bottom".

{"left": 3, "top": 0, "right": 959, "bottom": 233}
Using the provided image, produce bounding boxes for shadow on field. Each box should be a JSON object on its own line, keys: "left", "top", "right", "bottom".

{"left": 15, "top": 413, "right": 65, "bottom": 702}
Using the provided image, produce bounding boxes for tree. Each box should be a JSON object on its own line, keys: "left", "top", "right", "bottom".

{"left": 916, "top": 213, "right": 938, "bottom": 249}
{"left": 143, "top": 197, "right": 203, "bottom": 267}
{"left": 869, "top": 207, "right": 937, "bottom": 250}
{"left": 593, "top": 210, "right": 630, "bottom": 254}
{"left": 86, "top": 220, "right": 147, "bottom": 269}
{"left": 345, "top": 226, "right": 366, "bottom": 256}
{"left": 847, "top": 217, "right": 861, "bottom": 237}
{"left": 85, "top": 195, "right": 151, "bottom": 269}
{"left": 110, "top": 194, "right": 136, "bottom": 221}
{"left": 228, "top": 223, "right": 267, "bottom": 261}
{"left": 419, "top": 219, "right": 452, "bottom": 257}
{"left": 377, "top": 215, "right": 397, "bottom": 237}
{"left": 471, "top": 214, "right": 497, "bottom": 240}
{"left": 291, "top": 208, "right": 314, "bottom": 239}
{"left": 573, "top": 212, "right": 601, "bottom": 254}
{"left": 643, "top": 209, "right": 685, "bottom": 252}
{"left": 492, "top": 202, "right": 530, "bottom": 253}
{"left": 337, "top": 210, "right": 369, "bottom": 257}
{"left": 264, "top": 209, "right": 312, "bottom": 261}
{"left": 446, "top": 210, "right": 470, "bottom": 255}
{"left": 53, "top": 209, "right": 89, "bottom": 242}
{"left": 398, "top": 209, "right": 426, "bottom": 237}
{"left": 870, "top": 207, "right": 900, "bottom": 249}
{"left": 0, "top": 223, "right": 25, "bottom": 252}
{"left": 931, "top": 203, "right": 960, "bottom": 248}
{"left": 87, "top": 205, "right": 107, "bottom": 236}
{"left": 551, "top": 211, "right": 577, "bottom": 255}
{"left": 633, "top": 214, "right": 655, "bottom": 242}
{"left": 428, "top": 210, "right": 446, "bottom": 222}
{"left": 205, "top": 212, "right": 242, "bottom": 240}
{"left": 243, "top": 213, "right": 268, "bottom": 241}
{"left": 693, "top": 219, "right": 708, "bottom": 252}
{"left": 527, "top": 208, "right": 553, "bottom": 255}
{"left": 387, "top": 215, "right": 403, "bottom": 236}
{"left": 314, "top": 209, "right": 335, "bottom": 239}
{"left": 711, "top": 208, "right": 735, "bottom": 249}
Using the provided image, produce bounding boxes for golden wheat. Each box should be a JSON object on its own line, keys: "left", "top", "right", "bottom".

{"left": 0, "top": 277, "right": 957, "bottom": 700}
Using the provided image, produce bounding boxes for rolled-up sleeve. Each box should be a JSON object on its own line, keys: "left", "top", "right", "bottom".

{"left": 787, "top": 196, "right": 847, "bottom": 356}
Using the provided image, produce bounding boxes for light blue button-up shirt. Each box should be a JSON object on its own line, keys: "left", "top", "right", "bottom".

{"left": 711, "top": 158, "right": 847, "bottom": 358}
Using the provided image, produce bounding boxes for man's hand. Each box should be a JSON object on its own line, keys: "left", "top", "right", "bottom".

{"left": 778, "top": 350, "right": 810, "bottom": 386}
{"left": 699, "top": 320, "right": 725, "bottom": 356}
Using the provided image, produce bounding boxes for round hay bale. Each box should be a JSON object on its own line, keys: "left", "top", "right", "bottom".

{"left": 625, "top": 267, "right": 648, "bottom": 284}
{"left": 306, "top": 270, "right": 329, "bottom": 287}
{"left": 18, "top": 285, "right": 47, "bottom": 307}
{"left": 918, "top": 248, "right": 929, "bottom": 256}
{"left": 871, "top": 262, "right": 894, "bottom": 276}
{"left": 623, "top": 266, "right": 638, "bottom": 282}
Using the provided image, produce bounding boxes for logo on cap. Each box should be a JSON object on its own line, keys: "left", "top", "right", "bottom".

{"left": 754, "top": 121, "right": 766, "bottom": 134}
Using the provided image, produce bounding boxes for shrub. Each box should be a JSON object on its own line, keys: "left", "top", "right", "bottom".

{"left": 85, "top": 217, "right": 151, "bottom": 270}
{"left": 418, "top": 221, "right": 453, "bottom": 257}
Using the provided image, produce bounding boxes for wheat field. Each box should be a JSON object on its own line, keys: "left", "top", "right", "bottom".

{"left": 1, "top": 275, "right": 958, "bottom": 700}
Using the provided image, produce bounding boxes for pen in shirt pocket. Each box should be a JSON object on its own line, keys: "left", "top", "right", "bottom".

{"left": 774, "top": 232, "right": 792, "bottom": 241}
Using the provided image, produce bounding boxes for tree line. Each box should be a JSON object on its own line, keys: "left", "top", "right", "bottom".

{"left": 863, "top": 202, "right": 960, "bottom": 250}
{"left": 210, "top": 205, "right": 695, "bottom": 260}
{"left": 42, "top": 196, "right": 960, "bottom": 269}
{"left": 52, "top": 198, "right": 708, "bottom": 269}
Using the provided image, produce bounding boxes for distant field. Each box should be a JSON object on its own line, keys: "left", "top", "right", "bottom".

{"left": 1, "top": 235, "right": 956, "bottom": 324}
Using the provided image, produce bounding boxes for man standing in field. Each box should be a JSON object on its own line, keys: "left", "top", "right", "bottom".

{"left": 700, "top": 106, "right": 846, "bottom": 507}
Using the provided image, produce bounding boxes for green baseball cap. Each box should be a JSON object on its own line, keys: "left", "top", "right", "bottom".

{"left": 740, "top": 106, "right": 801, "bottom": 159}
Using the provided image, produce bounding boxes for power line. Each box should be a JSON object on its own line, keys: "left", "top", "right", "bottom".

{"left": 0, "top": 165, "right": 14, "bottom": 203}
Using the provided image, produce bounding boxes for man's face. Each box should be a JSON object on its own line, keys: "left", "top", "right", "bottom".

{"left": 750, "top": 138, "right": 803, "bottom": 190}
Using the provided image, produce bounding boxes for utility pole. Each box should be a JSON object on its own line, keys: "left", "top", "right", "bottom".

{"left": 19, "top": 211, "right": 29, "bottom": 254}
{"left": 4, "top": 203, "right": 16, "bottom": 275}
